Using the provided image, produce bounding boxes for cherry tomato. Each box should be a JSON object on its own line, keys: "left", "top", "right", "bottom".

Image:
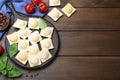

{"left": 0, "top": 45, "right": 4, "bottom": 55}
{"left": 31, "top": 0, "right": 41, "bottom": 5}
{"left": 25, "top": 4, "right": 35, "bottom": 14}
{"left": 38, "top": 2, "right": 48, "bottom": 13}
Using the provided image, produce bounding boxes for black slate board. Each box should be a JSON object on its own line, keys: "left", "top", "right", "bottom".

{"left": 5, "top": 2, "right": 60, "bottom": 70}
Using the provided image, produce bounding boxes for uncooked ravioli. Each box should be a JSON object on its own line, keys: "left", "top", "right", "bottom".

{"left": 49, "top": 0, "right": 60, "bottom": 6}
{"left": 43, "top": 40, "right": 51, "bottom": 48}
{"left": 40, "top": 38, "right": 54, "bottom": 49}
{"left": 28, "top": 54, "right": 41, "bottom": 67}
{"left": 13, "top": 19, "right": 27, "bottom": 29}
{"left": 40, "top": 27, "right": 54, "bottom": 38}
{"left": 27, "top": 44, "right": 40, "bottom": 55}
{"left": 43, "top": 28, "right": 51, "bottom": 36}
{"left": 65, "top": 6, "right": 73, "bottom": 13}
{"left": 61, "top": 3, "right": 76, "bottom": 17}
{"left": 18, "top": 40, "right": 29, "bottom": 50}
{"left": 52, "top": 0, "right": 59, "bottom": 4}
{"left": 7, "top": 32, "right": 19, "bottom": 45}
{"left": 28, "top": 18, "right": 40, "bottom": 29}
{"left": 47, "top": 8, "right": 63, "bottom": 21}
{"left": 8, "top": 17, "right": 55, "bottom": 67}
{"left": 53, "top": 11, "right": 60, "bottom": 18}
{"left": 28, "top": 31, "right": 42, "bottom": 44}
{"left": 15, "top": 50, "right": 28, "bottom": 64}
{"left": 18, "top": 28, "right": 32, "bottom": 39}
{"left": 38, "top": 49, "right": 52, "bottom": 62}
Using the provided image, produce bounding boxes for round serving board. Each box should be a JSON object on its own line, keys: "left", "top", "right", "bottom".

{"left": 5, "top": 3, "right": 60, "bottom": 70}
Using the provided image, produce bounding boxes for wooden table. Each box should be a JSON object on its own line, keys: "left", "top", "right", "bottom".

{"left": 1, "top": 0, "right": 120, "bottom": 80}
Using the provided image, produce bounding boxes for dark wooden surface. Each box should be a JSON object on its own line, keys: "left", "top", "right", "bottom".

{"left": 1, "top": 0, "right": 120, "bottom": 80}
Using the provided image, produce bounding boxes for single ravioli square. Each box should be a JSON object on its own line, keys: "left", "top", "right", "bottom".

{"left": 40, "top": 27, "right": 54, "bottom": 38}
{"left": 38, "top": 49, "right": 52, "bottom": 62}
{"left": 28, "top": 31, "right": 42, "bottom": 44}
{"left": 18, "top": 39, "right": 29, "bottom": 51}
{"left": 49, "top": 0, "right": 61, "bottom": 6}
{"left": 28, "top": 18, "right": 40, "bottom": 30}
{"left": 15, "top": 50, "right": 28, "bottom": 65}
{"left": 48, "top": 8, "right": 63, "bottom": 21}
{"left": 62, "top": 3, "right": 76, "bottom": 17}
{"left": 27, "top": 44, "right": 40, "bottom": 55}
{"left": 13, "top": 19, "right": 27, "bottom": 29}
{"left": 7, "top": 32, "right": 20, "bottom": 45}
{"left": 28, "top": 54, "right": 41, "bottom": 67}
{"left": 18, "top": 28, "right": 32, "bottom": 39}
{"left": 40, "top": 38, "right": 54, "bottom": 50}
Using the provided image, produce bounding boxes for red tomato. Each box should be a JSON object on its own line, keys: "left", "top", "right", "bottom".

{"left": 38, "top": 2, "right": 48, "bottom": 13}
{"left": 0, "top": 45, "right": 4, "bottom": 55}
{"left": 31, "top": 0, "right": 41, "bottom": 5}
{"left": 25, "top": 4, "right": 35, "bottom": 14}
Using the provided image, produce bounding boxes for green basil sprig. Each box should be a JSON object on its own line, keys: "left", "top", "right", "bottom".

{"left": 0, "top": 52, "right": 22, "bottom": 78}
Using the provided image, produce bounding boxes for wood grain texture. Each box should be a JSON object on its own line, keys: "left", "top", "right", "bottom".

{"left": 45, "top": 8, "right": 120, "bottom": 31}
{"left": 1, "top": 57, "right": 120, "bottom": 80}
{"left": 1, "top": 31, "right": 120, "bottom": 56}
{"left": 45, "top": 0, "right": 120, "bottom": 8}
{"left": 1, "top": 0, "right": 120, "bottom": 80}
{"left": 59, "top": 31, "right": 120, "bottom": 56}
{"left": 60, "top": 0, "right": 120, "bottom": 8}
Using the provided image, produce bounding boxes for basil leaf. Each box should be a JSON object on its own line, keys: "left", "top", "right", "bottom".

{"left": 7, "top": 66, "right": 22, "bottom": 78}
{"left": 39, "top": 18, "right": 47, "bottom": 29}
{"left": 0, "top": 53, "right": 8, "bottom": 70}
{"left": 0, "top": 52, "right": 8, "bottom": 62}
{"left": 9, "top": 43, "right": 18, "bottom": 57}
{"left": 0, "top": 61, "right": 6, "bottom": 71}
{"left": 0, "top": 52, "right": 22, "bottom": 78}
{"left": 7, "top": 64, "right": 13, "bottom": 71}
{"left": 1, "top": 69, "right": 7, "bottom": 76}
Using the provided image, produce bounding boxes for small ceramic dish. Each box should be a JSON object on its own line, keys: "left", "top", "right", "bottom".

{"left": 0, "top": 13, "right": 9, "bottom": 31}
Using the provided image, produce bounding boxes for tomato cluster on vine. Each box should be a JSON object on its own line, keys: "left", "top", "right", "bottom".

{"left": 25, "top": 0, "right": 48, "bottom": 14}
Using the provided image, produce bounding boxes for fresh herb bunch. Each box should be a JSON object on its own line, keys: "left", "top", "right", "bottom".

{"left": 0, "top": 45, "right": 22, "bottom": 78}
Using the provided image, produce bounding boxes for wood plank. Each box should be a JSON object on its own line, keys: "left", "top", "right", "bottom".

{"left": 45, "top": 8, "right": 120, "bottom": 31}
{"left": 59, "top": 31, "right": 120, "bottom": 56}
{"left": 1, "top": 31, "right": 120, "bottom": 56}
{"left": 2, "top": 57, "right": 120, "bottom": 80}
{"left": 60, "top": 0, "right": 120, "bottom": 8}
{"left": 45, "top": 0, "right": 120, "bottom": 8}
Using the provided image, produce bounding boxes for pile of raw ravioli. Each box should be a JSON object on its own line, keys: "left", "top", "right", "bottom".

{"left": 7, "top": 17, "right": 54, "bottom": 67}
